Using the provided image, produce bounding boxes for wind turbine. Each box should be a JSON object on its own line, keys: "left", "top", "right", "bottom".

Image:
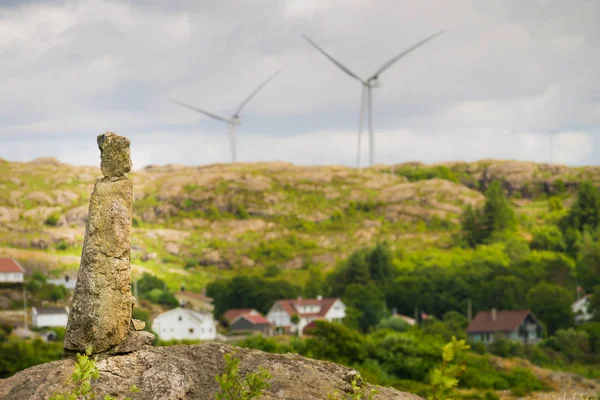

{"left": 171, "top": 67, "right": 283, "bottom": 163}
{"left": 303, "top": 31, "right": 445, "bottom": 168}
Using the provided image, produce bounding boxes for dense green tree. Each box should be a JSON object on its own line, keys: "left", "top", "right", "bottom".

{"left": 342, "top": 283, "right": 387, "bottom": 333}
{"left": 544, "top": 328, "right": 590, "bottom": 362}
{"left": 504, "top": 238, "right": 531, "bottom": 264}
{"left": 531, "top": 226, "right": 566, "bottom": 252}
{"left": 575, "top": 235, "right": 600, "bottom": 292}
{"left": 460, "top": 205, "right": 482, "bottom": 248}
{"left": 303, "top": 267, "right": 326, "bottom": 298}
{"left": 578, "top": 322, "right": 600, "bottom": 353}
{"left": 137, "top": 273, "right": 167, "bottom": 297}
{"left": 562, "top": 181, "right": 600, "bottom": 234}
{"left": 461, "top": 181, "right": 517, "bottom": 247}
{"left": 482, "top": 181, "right": 517, "bottom": 237}
{"left": 481, "top": 276, "right": 526, "bottom": 310}
{"left": 328, "top": 243, "right": 396, "bottom": 297}
{"left": 304, "top": 320, "right": 367, "bottom": 365}
{"left": 144, "top": 288, "right": 179, "bottom": 307}
{"left": 526, "top": 283, "right": 575, "bottom": 335}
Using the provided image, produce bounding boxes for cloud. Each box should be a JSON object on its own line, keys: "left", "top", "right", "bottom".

{"left": 0, "top": 0, "right": 598, "bottom": 167}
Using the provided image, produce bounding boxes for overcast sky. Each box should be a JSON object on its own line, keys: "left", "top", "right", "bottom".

{"left": 0, "top": 0, "right": 598, "bottom": 168}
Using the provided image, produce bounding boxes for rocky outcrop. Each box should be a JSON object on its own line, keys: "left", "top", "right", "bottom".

{"left": 64, "top": 132, "right": 154, "bottom": 355}
{"left": 0, "top": 342, "right": 421, "bottom": 400}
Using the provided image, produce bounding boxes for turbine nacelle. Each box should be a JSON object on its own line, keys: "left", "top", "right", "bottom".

{"left": 231, "top": 115, "right": 241, "bottom": 125}
{"left": 368, "top": 77, "right": 381, "bottom": 88}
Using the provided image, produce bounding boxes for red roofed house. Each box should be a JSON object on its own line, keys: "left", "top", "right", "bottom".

{"left": 229, "top": 311, "right": 273, "bottom": 336}
{"left": 222, "top": 309, "right": 261, "bottom": 325}
{"left": 467, "top": 309, "right": 543, "bottom": 345}
{"left": 266, "top": 296, "right": 346, "bottom": 336}
{"left": 0, "top": 258, "right": 25, "bottom": 283}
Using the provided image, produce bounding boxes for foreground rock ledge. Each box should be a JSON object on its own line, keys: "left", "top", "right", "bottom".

{"left": 0, "top": 342, "right": 421, "bottom": 400}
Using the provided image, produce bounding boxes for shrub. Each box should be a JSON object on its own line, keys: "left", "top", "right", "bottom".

{"left": 45, "top": 211, "right": 61, "bottom": 227}
{"left": 215, "top": 352, "right": 271, "bottom": 400}
{"left": 428, "top": 336, "right": 470, "bottom": 400}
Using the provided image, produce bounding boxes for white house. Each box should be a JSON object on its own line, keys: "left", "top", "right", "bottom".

{"left": 32, "top": 307, "right": 69, "bottom": 328}
{"left": 0, "top": 258, "right": 25, "bottom": 283}
{"left": 573, "top": 295, "right": 592, "bottom": 324}
{"left": 266, "top": 296, "right": 346, "bottom": 336}
{"left": 152, "top": 307, "right": 217, "bottom": 341}
{"left": 47, "top": 274, "right": 77, "bottom": 291}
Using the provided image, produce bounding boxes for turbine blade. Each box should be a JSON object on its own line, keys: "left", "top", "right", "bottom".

{"left": 302, "top": 34, "right": 363, "bottom": 83}
{"left": 170, "top": 99, "right": 229, "bottom": 123}
{"left": 234, "top": 67, "right": 284, "bottom": 116}
{"left": 369, "top": 30, "right": 445, "bottom": 79}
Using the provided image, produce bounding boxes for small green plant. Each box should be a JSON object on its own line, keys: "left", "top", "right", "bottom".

{"left": 49, "top": 347, "right": 139, "bottom": 400}
{"left": 45, "top": 211, "right": 61, "bottom": 226}
{"left": 428, "top": 336, "right": 470, "bottom": 400}
{"left": 215, "top": 352, "right": 272, "bottom": 400}
{"left": 326, "top": 372, "right": 378, "bottom": 400}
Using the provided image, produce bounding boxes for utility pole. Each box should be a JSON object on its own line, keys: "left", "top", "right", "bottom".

{"left": 133, "top": 278, "right": 139, "bottom": 304}
{"left": 467, "top": 298, "right": 472, "bottom": 323}
{"left": 23, "top": 283, "right": 28, "bottom": 331}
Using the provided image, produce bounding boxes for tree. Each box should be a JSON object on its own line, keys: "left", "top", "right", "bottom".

{"left": 544, "top": 328, "right": 590, "bottom": 362}
{"left": 482, "top": 276, "right": 526, "bottom": 310}
{"left": 342, "top": 283, "right": 387, "bottom": 333}
{"left": 526, "top": 283, "right": 575, "bottom": 335}
{"left": 137, "top": 273, "right": 167, "bottom": 297}
{"left": 531, "top": 225, "right": 566, "bottom": 252}
{"left": 304, "top": 320, "right": 368, "bottom": 365}
{"left": 460, "top": 181, "right": 517, "bottom": 247}
{"left": 460, "top": 205, "right": 482, "bottom": 248}
{"left": 575, "top": 235, "right": 600, "bottom": 292}
{"left": 481, "top": 181, "right": 517, "bottom": 238}
{"left": 562, "top": 181, "right": 600, "bottom": 234}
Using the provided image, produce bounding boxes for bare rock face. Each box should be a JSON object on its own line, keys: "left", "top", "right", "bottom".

{"left": 0, "top": 342, "right": 422, "bottom": 400}
{"left": 64, "top": 132, "right": 153, "bottom": 355}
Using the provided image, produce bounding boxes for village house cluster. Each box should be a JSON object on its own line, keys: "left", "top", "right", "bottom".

{"left": 0, "top": 257, "right": 594, "bottom": 344}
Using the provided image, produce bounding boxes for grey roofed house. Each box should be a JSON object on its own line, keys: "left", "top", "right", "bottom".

{"left": 229, "top": 312, "right": 273, "bottom": 336}
{"left": 466, "top": 309, "right": 543, "bottom": 345}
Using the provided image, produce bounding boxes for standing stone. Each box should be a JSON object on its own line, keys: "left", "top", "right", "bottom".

{"left": 64, "top": 132, "right": 154, "bottom": 355}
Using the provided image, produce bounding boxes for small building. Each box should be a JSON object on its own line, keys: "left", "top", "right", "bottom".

{"left": 391, "top": 312, "right": 416, "bottom": 326}
{"left": 31, "top": 307, "right": 69, "bottom": 328}
{"left": 222, "top": 309, "right": 260, "bottom": 326}
{"left": 152, "top": 307, "right": 217, "bottom": 341}
{"left": 174, "top": 288, "right": 214, "bottom": 313}
{"left": 229, "top": 312, "right": 273, "bottom": 336}
{"left": 47, "top": 274, "right": 77, "bottom": 291}
{"left": 572, "top": 295, "right": 592, "bottom": 324}
{"left": 0, "top": 258, "right": 25, "bottom": 283}
{"left": 467, "top": 309, "right": 543, "bottom": 345}
{"left": 266, "top": 296, "right": 346, "bottom": 336}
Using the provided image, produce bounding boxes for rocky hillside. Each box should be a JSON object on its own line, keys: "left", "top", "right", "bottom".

{"left": 0, "top": 342, "right": 420, "bottom": 400}
{"left": 0, "top": 157, "right": 595, "bottom": 290}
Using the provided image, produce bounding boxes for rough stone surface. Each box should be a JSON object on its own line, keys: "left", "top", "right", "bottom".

{"left": 64, "top": 132, "right": 153, "bottom": 355}
{"left": 0, "top": 342, "right": 423, "bottom": 400}
{"left": 98, "top": 132, "right": 132, "bottom": 178}
{"left": 64, "top": 179, "right": 136, "bottom": 354}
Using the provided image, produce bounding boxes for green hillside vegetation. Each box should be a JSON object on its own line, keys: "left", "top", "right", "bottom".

{"left": 1, "top": 158, "right": 600, "bottom": 397}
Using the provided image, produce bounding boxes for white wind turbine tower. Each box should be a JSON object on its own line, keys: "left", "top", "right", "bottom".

{"left": 171, "top": 67, "right": 283, "bottom": 163}
{"left": 303, "top": 31, "right": 445, "bottom": 168}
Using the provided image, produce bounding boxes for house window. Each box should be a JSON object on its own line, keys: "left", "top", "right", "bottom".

{"left": 178, "top": 316, "right": 182, "bottom": 321}
{"left": 189, "top": 328, "right": 194, "bottom": 334}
